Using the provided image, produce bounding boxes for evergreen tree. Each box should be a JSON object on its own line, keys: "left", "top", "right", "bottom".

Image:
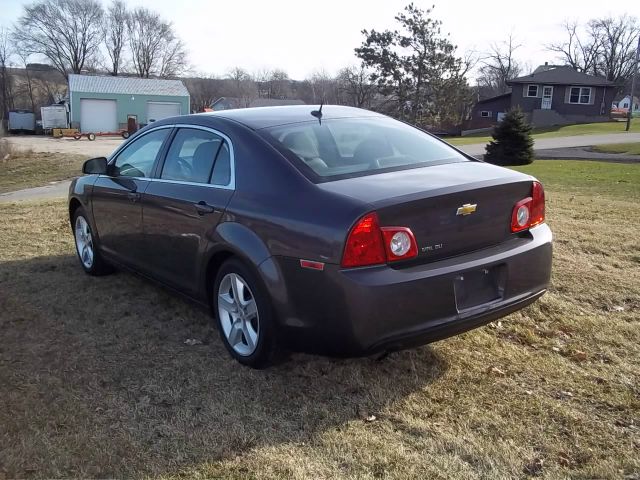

{"left": 484, "top": 108, "right": 534, "bottom": 165}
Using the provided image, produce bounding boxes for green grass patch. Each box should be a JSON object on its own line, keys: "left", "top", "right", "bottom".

{"left": 448, "top": 118, "right": 640, "bottom": 146}
{"left": 591, "top": 142, "right": 640, "bottom": 155}
{"left": 511, "top": 160, "right": 640, "bottom": 199}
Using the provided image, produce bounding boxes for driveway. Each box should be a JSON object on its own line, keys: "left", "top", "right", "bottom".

{"left": 7, "top": 135, "right": 124, "bottom": 157}
{"left": 458, "top": 132, "right": 640, "bottom": 156}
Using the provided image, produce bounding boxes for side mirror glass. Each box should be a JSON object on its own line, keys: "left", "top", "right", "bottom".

{"left": 82, "top": 157, "right": 108, "bottom": 175}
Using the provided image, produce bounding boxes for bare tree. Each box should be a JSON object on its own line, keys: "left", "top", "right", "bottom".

{"left": 127, "top": 7, "right": 186, "bottom": 78}
{"left": 548, "top": 15, "right": 640, "bottom": 85}
{"left": 14, "top": 51, "right": 36, "bottom": 112}
{"left": 13, "top": 0, "right": 104, "bottom": 80}
{"left": 307, "top": 69, "right": 337, "bottom": 104}
{"left": 104, "top": 0, "right": 128, "bottom": 76}
{"left": 184, "top": 75, "right": 221, "bottom": 112}
{"left": 0, "top": 28, "right": 14, "bottom": 133}
{"left": 336, "top": 65, "right": 375, "bottom": 107}
{"left": 591, "top": 15, "right": 640, "bottom": 83}
{"left": 0, "top": 28, "right": 13, "bottom": 135}
{"left": 548, "top": 20, "right": 600, "bottom": 74}
{"left": 267, "top": 69, "right": 291, "bottom": 99}
{"left": 226, "top": 67, "right": 258, "bottom": 107}
{"left": 476, "top": 35, "right": 523, "bottom": 97}
{"left": 158, "top": 38, "right": 188, "bottom": 78}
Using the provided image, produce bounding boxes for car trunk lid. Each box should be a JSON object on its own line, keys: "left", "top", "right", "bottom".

{"left": 318, "top": 162, "right": 535, "bottom": 263}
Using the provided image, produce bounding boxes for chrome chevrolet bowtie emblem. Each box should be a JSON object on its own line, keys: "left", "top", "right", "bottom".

{"left": 456, "top": 203, "right": 477, "bottom": 216}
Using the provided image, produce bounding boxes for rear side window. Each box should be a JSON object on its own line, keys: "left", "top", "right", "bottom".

{"left": 261, "top": 117, "right": 468, "bottom": 181}
{"left": 161, "top": 128, "right": 228, "bottom": 184}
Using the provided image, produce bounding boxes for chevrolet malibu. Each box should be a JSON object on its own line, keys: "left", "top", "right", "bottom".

{"left": 69, "top": 105, "right": 552, "bottom": 367}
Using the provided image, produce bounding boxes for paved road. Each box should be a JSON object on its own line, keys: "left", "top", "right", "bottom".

{"left": 457, "top": 132, "right": 640, "bottom": 156}
{"left": 0, "top": 180, "right": 71, "bottom": 203}
{"left": 1, "top": 132, "right": 638, "bottom": 204}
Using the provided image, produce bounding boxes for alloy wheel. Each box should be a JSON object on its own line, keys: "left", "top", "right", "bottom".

{"left": 217, "top": 273, "right": 260, "bottom": 356}
{"left": 74, "top": 215, "right": 94, "bottom": 269}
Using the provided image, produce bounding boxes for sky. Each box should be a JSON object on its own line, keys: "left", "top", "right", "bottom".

{"left": 2, "top": 0, "right": 639, "bottom": 80}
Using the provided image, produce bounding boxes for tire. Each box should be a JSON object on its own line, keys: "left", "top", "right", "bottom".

{"left": 121, "top": 131, "right": 130, "bottom": 139}
{"left": 87, "top": 133, "right": 96, "bottom": 141}
{"left": 72, "top": 207, "right": 113, "bottom": 276}
{"left": 73, "top": 133, "right": 82, "bottom": 140}
{"left": 213, "top": 258, "right": 278, "bottom": 368}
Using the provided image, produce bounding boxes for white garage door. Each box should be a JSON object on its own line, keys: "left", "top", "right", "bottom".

{"left": 79, "top": 99, "right": 117, "bottom": 133}
{"left": 147, "top": 102, "right": 181, "bottom": 123}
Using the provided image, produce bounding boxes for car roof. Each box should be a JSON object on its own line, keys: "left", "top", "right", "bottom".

{"left": 195, "top": 105, "right": 384, "bottom": 130}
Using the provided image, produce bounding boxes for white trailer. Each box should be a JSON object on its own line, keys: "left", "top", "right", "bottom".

{"left": 8, "top": 111, "right": 36, "bottom": 132}
{"left": 41, "top": 104, "right": 69, "bottom": 129}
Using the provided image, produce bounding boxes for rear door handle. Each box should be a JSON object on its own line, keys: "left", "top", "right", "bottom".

{"left": 194, "top": 201, "right": 216, "bottom": 215}
{"left": 128, "top": 192, "right": 141, "bottom": 202}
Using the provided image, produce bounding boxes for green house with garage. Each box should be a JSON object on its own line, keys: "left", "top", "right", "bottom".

{"left": 68, "top": 74, "right": 190, "bottom": 133}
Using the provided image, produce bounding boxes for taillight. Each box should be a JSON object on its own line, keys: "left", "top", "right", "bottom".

{"left": 341, "top": 212, "right": 417, "bottom": 268}
{"left": 511, "top": 181, "right": 545, "bottom": 233}
{"left": 381, "top": 227, "right": 418, "bottom": 261}
{"left": 530, "top": 181, "right": 545, "bottom": 227}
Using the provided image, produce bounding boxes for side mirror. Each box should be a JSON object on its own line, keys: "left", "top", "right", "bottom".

{"left": 82, "top": 157, "right": 108, "bottom": 175}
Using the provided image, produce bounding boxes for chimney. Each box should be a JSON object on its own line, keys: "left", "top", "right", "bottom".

{"left": 544, "top": 62, "right": 548, "bottom": 66}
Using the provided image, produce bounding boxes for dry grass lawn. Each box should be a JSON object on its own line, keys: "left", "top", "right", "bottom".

{"left": 0, "top": 160, "right": 638, "bottom": 479}
{"left": 0, "top": 139, "right": 87, "bottom": 193}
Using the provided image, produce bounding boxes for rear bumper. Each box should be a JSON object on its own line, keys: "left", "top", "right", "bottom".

{"left": 261, "top": 223, "right": 552, "bottom": 355}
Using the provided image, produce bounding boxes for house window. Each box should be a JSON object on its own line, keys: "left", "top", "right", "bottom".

{"left": 526, "top": 85, "right": 539, "bottom": 97}
{"left": 569, "top": 87, "right": 592, "bottom": 104}
{"left": 622, "top": 102, "right": 629, "bottom": 108}
{"left": 480, "top": 111, "right": 491, "bottom": 118}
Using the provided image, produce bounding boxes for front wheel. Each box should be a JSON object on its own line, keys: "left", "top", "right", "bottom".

{"left": 213, "top": 258, "right": 278, "bottom": 368}
{"left": 72, "top": 208, "right": 113, "bottom": 276}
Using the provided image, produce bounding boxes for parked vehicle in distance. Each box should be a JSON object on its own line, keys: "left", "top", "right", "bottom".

{"left": 8, "top": 110, "right": 36, "bottom": 133}
{"left": 68, "top": 105, "right": 552, "bottom": 367}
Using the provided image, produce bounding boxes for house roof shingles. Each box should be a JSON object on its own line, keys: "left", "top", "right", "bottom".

{"left": 69, "top": 74, "right": 190, "bottom": 97}
{"left": 508, "top": 66, "right": 613, "bottom": 87}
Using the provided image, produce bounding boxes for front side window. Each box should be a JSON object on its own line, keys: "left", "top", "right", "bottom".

{"left": 113, "top": 128, "right": 170, "bottom": 177}
{"left": 480, "top": 111, "right": 491, "bottom": 118}
{"left": 261, "top": 117, "right": 468, "bottom": 181}
{"left": 527, "top": 85, "right": 539, "bottom": 97}
{"left": 161, "top": 128, "right": 227, "bottom": 184}
{"left": 569, "top": 87, "right": 592, "bottom": 104}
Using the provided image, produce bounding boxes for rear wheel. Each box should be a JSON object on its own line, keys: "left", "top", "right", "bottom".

{"left": 213, "top": 258, "right": 278, "bottom": 368}
{"left": 72, "top": 208, "right": 112, "bottom": 276}
{"left": 87, "top": 132, "right": 96, "bottom": 141}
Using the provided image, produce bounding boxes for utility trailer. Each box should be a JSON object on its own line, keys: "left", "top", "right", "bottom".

{"left": 41, "top": 105, "right": 69, "bottom": 130}
{"left": 73, "top": 130, "right": 130, "bottom": 141}
{"left": 8, "top": 111, "right": 36, "bottom": 133}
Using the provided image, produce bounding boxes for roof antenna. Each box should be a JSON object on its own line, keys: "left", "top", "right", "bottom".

{"left": 311, "top": 100, "right": 324, "bottom": 125}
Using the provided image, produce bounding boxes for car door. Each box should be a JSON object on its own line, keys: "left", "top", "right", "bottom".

{"left": 91, "top": 127, "right": 172, "bottom": 269}
{"left": 142, "top": 126, "right": 235, "bottom": 295}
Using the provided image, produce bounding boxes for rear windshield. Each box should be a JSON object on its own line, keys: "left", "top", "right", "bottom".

{"left": 260, "top": 117, "right": 469, "bottom": 181}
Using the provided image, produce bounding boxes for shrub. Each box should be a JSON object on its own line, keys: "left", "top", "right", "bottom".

{"left": 484, "top": 108, "right": 534, "bottom": 166}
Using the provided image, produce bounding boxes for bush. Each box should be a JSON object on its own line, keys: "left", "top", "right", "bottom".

{"left": 484, "top": 108, "right": 534, "bottom": 166}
